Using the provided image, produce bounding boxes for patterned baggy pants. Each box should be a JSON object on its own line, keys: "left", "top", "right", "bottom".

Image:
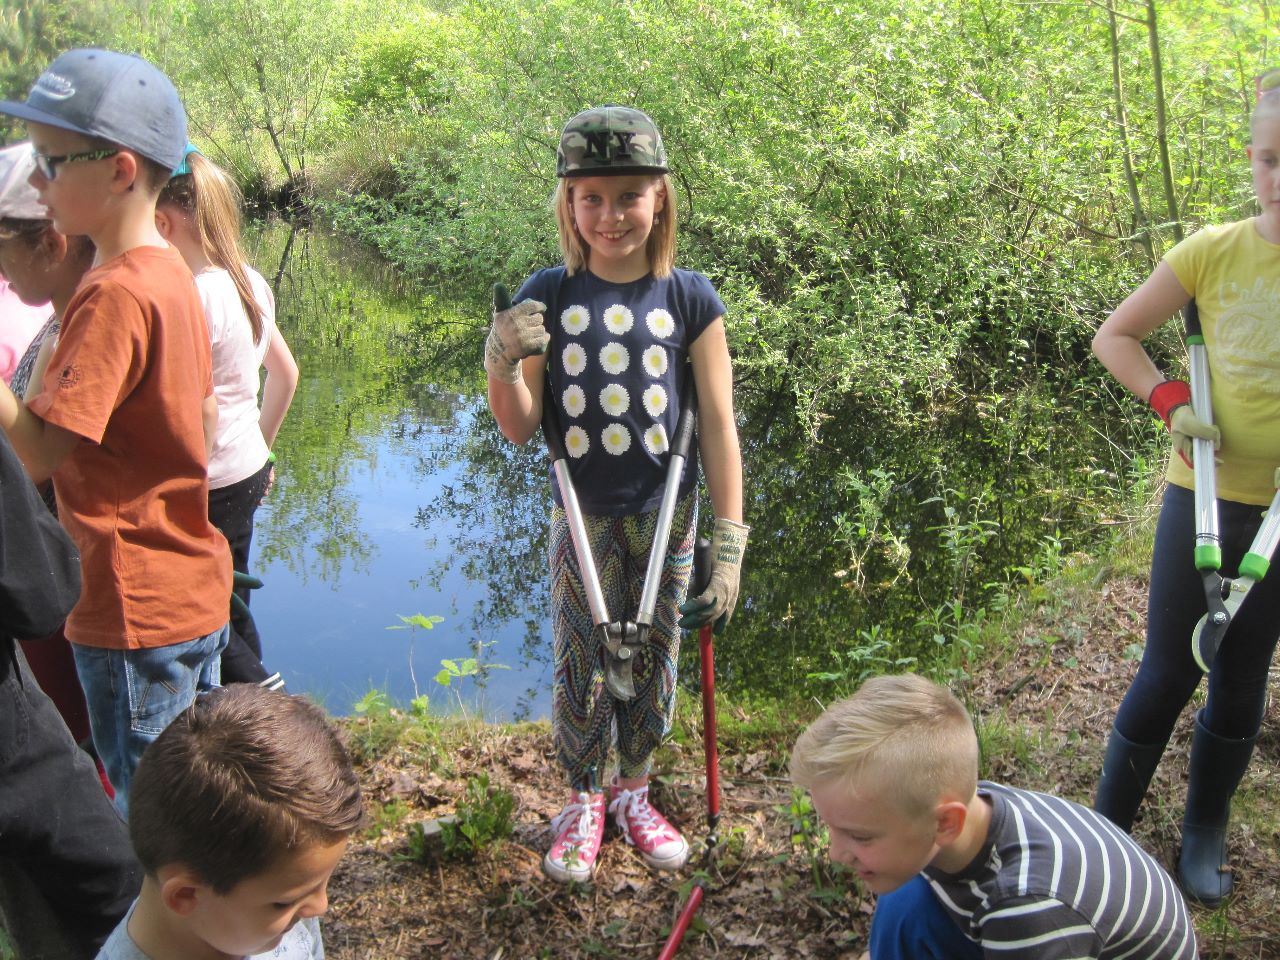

{"left": 549, "top": 492, "right": 696, "bottom": 791}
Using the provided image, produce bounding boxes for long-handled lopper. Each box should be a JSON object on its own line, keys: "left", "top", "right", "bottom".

{"left": 656, "top": 537, "right": 721, "bottom": 960}
{"left": 1183, "top": 300, "right": 1280, "bottom": 671}
{"left": 493, "top": 283, "right": 699, "bottom": 700}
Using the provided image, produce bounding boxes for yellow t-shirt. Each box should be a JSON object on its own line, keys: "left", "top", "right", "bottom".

{"left": 1163, "top": 218, "right": 1280, "bottom": 505}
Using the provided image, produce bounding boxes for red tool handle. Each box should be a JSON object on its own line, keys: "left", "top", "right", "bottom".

{"left": 656, "top": 883, "right": 706, "bottom": 960}
{"left": 699, "top": 622, "right": 720, "bottom": 831}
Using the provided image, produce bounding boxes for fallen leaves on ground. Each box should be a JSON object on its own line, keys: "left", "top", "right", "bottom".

{"left": 327, "top": 574, "right": 1280, "bottom": 959}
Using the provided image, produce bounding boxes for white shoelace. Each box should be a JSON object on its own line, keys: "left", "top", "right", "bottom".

{"left": 609, "top": 785, "right": 671, "bottom": 846}
{"left": 551, "top": 792, "right": 598, "bottom": 844}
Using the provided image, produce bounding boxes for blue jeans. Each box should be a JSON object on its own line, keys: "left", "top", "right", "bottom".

{"left": 72, "top": 623, "right": 229, "bottom": 816}
{"left": 870, "top": 876, "right": 982, "bottom": 960}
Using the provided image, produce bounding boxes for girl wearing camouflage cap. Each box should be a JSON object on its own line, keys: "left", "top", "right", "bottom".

{"left": 486, "top": 106, "right": 747, "bottom": 883}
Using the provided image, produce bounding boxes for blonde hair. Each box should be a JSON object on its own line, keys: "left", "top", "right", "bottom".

{"left": 553, "top": 174, "right": 677, "bottom": 278}
{"left": 790, "top": 674, "right": 979, "bottom": 818}
{"left": 1254, "top": 88, "right": 1280, "bottom": 137}
{"left": 158, "top": 152, "right": 265, "bottom": 343}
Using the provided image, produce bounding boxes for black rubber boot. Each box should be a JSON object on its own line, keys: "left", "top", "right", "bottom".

{"left": 1094, "top": 725, "right": 1167, "bottom": 832}
{"left": 1177, "top": 710, "right": 1257, "bottom": 907}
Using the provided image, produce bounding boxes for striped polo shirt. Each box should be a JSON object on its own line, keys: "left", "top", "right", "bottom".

{"left": 924, "top": 782, "right": 1198, "bottom": 959}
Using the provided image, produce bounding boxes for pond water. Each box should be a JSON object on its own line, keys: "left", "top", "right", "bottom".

{"left": 244, "top": 224, "right": 552, "bottom": 719}
{"left": 244, "top": 221, "right": 1146, "bottom": 719}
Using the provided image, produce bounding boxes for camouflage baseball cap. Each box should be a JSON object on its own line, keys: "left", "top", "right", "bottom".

{"left": 556, "top": 105, "right": 668, "bottom": 178}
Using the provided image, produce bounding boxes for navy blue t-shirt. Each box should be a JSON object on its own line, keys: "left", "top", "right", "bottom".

{"left": 515, "top": 266, "right": 725, "bottom": 516}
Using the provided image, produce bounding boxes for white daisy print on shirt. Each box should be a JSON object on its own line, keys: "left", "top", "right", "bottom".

{"left": 562, "top": 384, "right": 586, "bottom": 418}
{"left": 600, "top": 342, "right": 630, "bottom": 375}
{"left": 561, "top": 305, "right": 590, "bottom": 335}
{"left": 563, "top": 343, "right": 587, "bottom": 377}
{"left": 642, "top": 384, "right": 668, "bottom": 418}
{"left": 565, "top": 426, "right": 590, "bottom": 458}
{"left": 603, "top": 304, "right": 634, "bottom": 335}
{"left": 599, "top": 384, "right": 630, "bottom": 417}
{"left": 602, "top": 423, "right": 632, "bottom": 455}
{"left": 643, "top": 424, "right": 669, "bottom": 455}
{"left": 642, "top": 345, "right": 668, "bottom": 378}
{"left": 645, "top": 308, "right": 675, "bottom": 339}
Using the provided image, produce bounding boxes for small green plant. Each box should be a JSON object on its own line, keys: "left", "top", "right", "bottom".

{"left": 439, "top": 773, "right": 515, "bottom": 860}
{"left": 807, "top": 624, "right": 917, "bottom": 689}
{"left": 435, "top": 655, "right": 478, "bottom": 686}
{"left": 778, "top": 786, "right": 852, "bottom": 900}
{"left": 365, "top": 798, "right": 411, "bottom": 839}
{"left": 387, "top": 613, "right": 445, "bottom": 699}
{"left": 388, "top": 615, "right": 510, "bottom": 716}
{"left": 974, "top": 710, "right": 1045, "bottom": 778}
{"left": 348, "top": 688, "right": 408, "bottom": 762}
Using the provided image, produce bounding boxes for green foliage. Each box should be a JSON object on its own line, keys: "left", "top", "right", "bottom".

{"left": 365, "top": 798, "right": 411, "bottom": 839}
{"left": 778, "top": 787, "right": 854, "bottom": 901}
{"left": 806, "top": 625, "right": 917, "bottom": 687}
{"left": 974, "top": 710, "right": 1047, "bottom": 778}
{"left": 439, "top": 773, "right": 516, "bottom": 860}
{"left": 0, "top": 0, "right": 113, "bottom": 137}
{"left": 434, "top": 656, "right": 479, "bottom": 687}
{"left": 39, "top": 0, "right": 1265, "bottom": 697}
{"left": 349, "top": 688, "right": 408, "bottom": 762}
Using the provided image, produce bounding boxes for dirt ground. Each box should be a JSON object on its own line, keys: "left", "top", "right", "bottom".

{"left": 325, "top": 573, "right": 1280, "bottom": 959}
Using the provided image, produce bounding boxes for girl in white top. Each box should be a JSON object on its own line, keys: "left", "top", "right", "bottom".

{"left": 156, "top": 145, "right": 299, "bottom": 686}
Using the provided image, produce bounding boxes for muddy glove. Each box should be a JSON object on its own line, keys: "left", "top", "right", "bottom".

{"left": 1149, "top": 379, "right": 1219, "bottom": 468}
{"left": 485, "top": 283, "right": 548, "bottom": 384}
{"left": 678, "top": 518, "right": 750, "bottom": 634}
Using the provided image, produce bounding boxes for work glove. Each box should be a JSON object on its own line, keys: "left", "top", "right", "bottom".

{"left": 1149, "top": 379, "right": 1219, "bottom": 468}
{"left": 678, "top": 518, "right": 750, "bottom": 634}
{"left": 485, "top": 283, "right": 548, "bottom": 384}
{"left": 1169, "top": 406, "right": 1220, "bottom": 468}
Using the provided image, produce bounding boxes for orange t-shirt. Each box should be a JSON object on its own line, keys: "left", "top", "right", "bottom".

{"left": 28, "top": 245, "right": 231, "bottom": 649}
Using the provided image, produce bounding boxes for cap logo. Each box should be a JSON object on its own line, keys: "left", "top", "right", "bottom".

{"left": 584, "top": 130, "right": 635, "bottom": 162}
{"left": 34, "top": 70, "right": 75, "bottom": 101}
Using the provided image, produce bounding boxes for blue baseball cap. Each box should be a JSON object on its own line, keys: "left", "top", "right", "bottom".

{"left": 0, "top": 49, "right": 187, "bottom": 170}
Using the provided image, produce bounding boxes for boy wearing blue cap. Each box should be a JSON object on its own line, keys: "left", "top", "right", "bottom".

{"left": 0, "top": 49, "right": 231, "bottom": 814}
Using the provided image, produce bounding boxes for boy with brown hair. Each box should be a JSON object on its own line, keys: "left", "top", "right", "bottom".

{"left": 98, "top": 684, "right": 365, "bottom": 959}
{"left": 791, "top": 674, "right": 1199, "bottom": 960}
{"left": 0, "top": 48, "right": 231, "bottom": 812}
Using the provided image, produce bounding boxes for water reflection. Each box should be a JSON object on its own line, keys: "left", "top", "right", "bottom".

{"left": 248, "top": 220, "right": 1143, "bottom": 717}
{"left": 246, "top": 222, "right": 551, "bottom": 718}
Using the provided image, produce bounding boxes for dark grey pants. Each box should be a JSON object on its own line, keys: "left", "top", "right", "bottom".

{"left": 0, "top": 645, "right": 141, "bottom": 957}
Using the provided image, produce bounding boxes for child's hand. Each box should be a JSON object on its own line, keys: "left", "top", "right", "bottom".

{"left": 1170, "top": 405, "right": 1220, "bottom": 468}
{"left": 485, "top": 283, "right": 548, "bottom": 384}
{"left": 678, "top": 518, "right": 750, "bottom": 634}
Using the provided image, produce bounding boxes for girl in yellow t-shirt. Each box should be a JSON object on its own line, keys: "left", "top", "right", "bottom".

{"left": 1091, "top": 71, "right": 1280, "bottom": 907}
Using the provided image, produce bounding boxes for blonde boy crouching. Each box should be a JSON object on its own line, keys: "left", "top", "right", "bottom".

{"left": 791, "top": 675, "right": 1198, "bottom": 960}
{"left": 96, "top": 685, "right": 365, "bottom": 960}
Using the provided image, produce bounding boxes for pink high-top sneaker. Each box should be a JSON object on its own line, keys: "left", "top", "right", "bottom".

{"left": 608, "top": 781, "right": 689, "bottom": 871}
{"left": 543, "top": 790, "right": 606, "bottom": 883}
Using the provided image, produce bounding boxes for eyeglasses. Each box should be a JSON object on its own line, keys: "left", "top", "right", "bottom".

{"left": 31, "top": 147, "right": 119, "bottom": 181}
{"left": 1256, "top": 68, "right": 1280, "bottom": 102}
